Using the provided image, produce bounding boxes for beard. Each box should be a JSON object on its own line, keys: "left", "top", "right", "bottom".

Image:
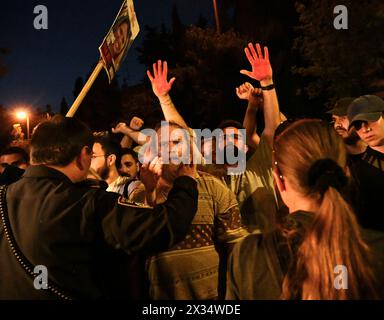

{"left": 161, "top": 163, "right": 180, "bottom": 182}
{"left": 96, "top": 163, "right": 110, "bottom": 181}
{"left": 120, "top": 171, "right": 132, "bottom": 179}
{"left": 223, "top": 144, "right": 246, "bottom": 166}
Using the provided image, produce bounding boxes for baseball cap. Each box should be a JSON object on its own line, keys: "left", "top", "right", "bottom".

{"left": 327, "top": 97, "right": 355, "bottom": 116}
{"left": 348, "top": 95, "right": 384, "bottom": 129}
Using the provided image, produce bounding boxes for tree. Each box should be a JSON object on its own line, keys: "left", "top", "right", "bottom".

{"left": 137, "top": 12, "right": 251, "bottom": 129}
{"left": 0, "top": 48, "right": 10, "bottom": 78}
{"left": 293, "top": 0, "right": 384, "bottom": 108}
{"left": 0, "top": 105, "right": 12, "bottom": 150}
{"left": 136, "top": 2, "right": 310, "bottom": 125}
{"left": 73, "top": 66, "right": 123, "bottom": 131}
{"left": 169, "top": 26, "right": 249, "bottom": 128}
{"left": 59, "top": 97, "right": 69, "bottom": 116}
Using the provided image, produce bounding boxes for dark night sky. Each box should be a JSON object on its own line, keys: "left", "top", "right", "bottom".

{"left": 0, "top": 0, "right": 214, "bottom": 112}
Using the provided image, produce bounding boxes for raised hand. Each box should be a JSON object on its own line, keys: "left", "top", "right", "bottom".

{"left": 240, "top": 43, "right": 272, "bottom": 83}
{"left": 147, "top": 60, "right": 176, "bottom": 98}
{"left": 236, "top": 82, "right": 263, "bottom": 107}
{"left": 129, "top": 116, "right": 144, "bottom": 131}
{"left": 112, "top": 122, "right": 129, "bottom": 135}
{"left": 236, "top": 82, "right": 254, "bottom": 100}
{"left": 177, "top": 163, "right": 197, "bottom": 180}
{"left": 140, "top": 156, "right": 163, "bottom": 192}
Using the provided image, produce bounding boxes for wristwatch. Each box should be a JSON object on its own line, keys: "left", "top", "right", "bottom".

{"left": 261, "top": 83, "right": 275, "bottom": 91}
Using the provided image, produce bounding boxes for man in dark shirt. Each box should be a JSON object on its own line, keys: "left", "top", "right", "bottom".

{"left": 0, "top": 115, "right": 198, "bottom": 299}
{"left": 347, "top": 95, "right": 384, "bottom": 231}
{"left": 348, "top": 95, "right": 384, "bottom": 169}
{"left": 327, "top": 97, "right": 367, "bottom": 158}
{"left": 0, "top": 147, "right": 29, "bottom": 174}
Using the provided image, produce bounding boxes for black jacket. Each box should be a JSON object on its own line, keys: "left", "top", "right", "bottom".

{"left": 0, "top": 165, "right": 24, "bottom": 185}
{"left": 0, "top": 165, "right": 198, "bottom": 299}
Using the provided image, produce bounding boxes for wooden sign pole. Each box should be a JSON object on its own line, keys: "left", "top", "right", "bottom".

{"left": 66, "top": 60, "right": 104, "bottom": 117}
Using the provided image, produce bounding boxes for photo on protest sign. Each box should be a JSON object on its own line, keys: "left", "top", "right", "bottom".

{"left": 99, "top": 0, "right": 140, "bottom": 82}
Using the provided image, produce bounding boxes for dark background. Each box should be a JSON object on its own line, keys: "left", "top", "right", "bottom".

{"left": 1, "top": 0, "right": 383, "bottom": 148}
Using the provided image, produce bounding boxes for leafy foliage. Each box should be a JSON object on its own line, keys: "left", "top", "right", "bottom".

{"left": 293, "top": 0, "right": 384, "bottom": 103}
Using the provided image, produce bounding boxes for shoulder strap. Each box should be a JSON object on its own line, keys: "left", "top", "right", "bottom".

{"left": 123, "top": 179, "right": 133, "bottom": 198}
{"left": 0, "top": 185, "right": 72, "bottom": 300}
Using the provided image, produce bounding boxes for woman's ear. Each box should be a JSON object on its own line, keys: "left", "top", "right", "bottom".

{"left": 272, "top": 169, "right": 286, "bottom": 194}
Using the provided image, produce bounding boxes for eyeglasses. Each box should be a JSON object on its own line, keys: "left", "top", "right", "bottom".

{"left": 91, "top": 154, "right": 106, "bottom": 159}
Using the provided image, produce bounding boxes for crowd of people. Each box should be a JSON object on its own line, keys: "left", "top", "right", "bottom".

{"left": 0, "top": 42, "right": 384, "bottom": 300}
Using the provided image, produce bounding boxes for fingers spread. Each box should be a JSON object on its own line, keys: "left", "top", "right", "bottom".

{"left": 157, "top": 60, "right": 162, "bottom": 77}
{"left": 244, "top": 47, "right": 254, "bottom": 64}
{"left": 264, "top": 46, "right": 269, "bottom": 61}
{"left": 163, "top": 61, "right": 168, "bottom": 78}
{"left": 240, "top": 69, "right": 252, "bottom": 77}
{"left": 169, "top": 77, "right": 176, "bottom": 87}
{"left": 147, "top": 70, "right": 154, "bottom": 82}
{"left": 152, "top": 62, "right": 158, "bottom": 77}
{"left": 248, "top": 43, "right": 258, "bottom": 60}
{"left": 256, "top": 43, "right": 263, "bottom": 59}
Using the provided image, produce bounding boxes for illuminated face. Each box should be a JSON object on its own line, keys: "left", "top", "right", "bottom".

{"left": 355, "top": 116, "right": 384, "bottom": 148}
{"left": 90, "top": 143, "right": 109, "bottom": 180}
{"left": 112, "top": 22, "right": 129, "bottom": 58}
{"left": 156, "top": 125, "right": 191, "bottom": 164}
{"left": 202, "top": 136, "right": 217, "bottom": 163}
{"left": 0, "top": 153, "right": 28, "bottom": 174}
{"left": 120, "top": 154, "right": 138, "bottom": 179}
{"left": 221, "top": 127, "right": 247, "bottom": 152}
{"left": 156, "top": 124, "right": 191, "bottom": 180}
{"left": 332, "top": 115, "right": 350, "bottom": 139}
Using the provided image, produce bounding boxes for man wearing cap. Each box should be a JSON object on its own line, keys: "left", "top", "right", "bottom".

{"left": 348, "top": 95, "right": 384, "bottom": 171}
{"left": 328, "top": 97, "right": 367, "bottom": 157}
{"left": 347, "top": 95, "right": 384, "bottom": 231}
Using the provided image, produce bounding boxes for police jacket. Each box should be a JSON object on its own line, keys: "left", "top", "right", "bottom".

{"left": 0, "top": 165, "right": 198, "bottom": 299}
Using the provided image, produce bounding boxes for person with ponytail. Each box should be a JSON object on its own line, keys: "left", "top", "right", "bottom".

{"left": 226, "top": 119, "right": 384, "bottom": 300}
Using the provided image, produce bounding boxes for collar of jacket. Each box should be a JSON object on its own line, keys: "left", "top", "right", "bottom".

{"left": 282, "top": 211, "right": 315, "bottom": 240}
{"left": 288, "top": 211, "right": 314, "bottom": 227}
{"left": 22, "top": 165, "right": 73, "bottom": 184}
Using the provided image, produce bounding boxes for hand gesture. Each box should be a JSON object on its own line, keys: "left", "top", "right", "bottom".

{"left": 176, "top": 163, "right": 197, "bottom": 180}
{"left": 240, "top": 43, "right": 272, "bottom": 83}
{"left": 112, "top": 122, "right": 129, "bottom": 135}
{"left": 147, "top": 60, "right": 176, "bottom": 98}
{"left": 129, "top": 116, "right": 144, "bottom": 131}
{"left": 140, "top": 156, "right": 163, "bottom": 192}
{"left": 236, "top": 82, "right": 263, "bottom": 107}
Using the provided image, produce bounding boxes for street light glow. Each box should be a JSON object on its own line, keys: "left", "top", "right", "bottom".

{"left": 16, "top": 111, "right": 27, "bottom": 119}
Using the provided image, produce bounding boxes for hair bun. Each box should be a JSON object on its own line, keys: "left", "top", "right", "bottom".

{"left": 307, "top": 159, "right": 348, "bottom": 195}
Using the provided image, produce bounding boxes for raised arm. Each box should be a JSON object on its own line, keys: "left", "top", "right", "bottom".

{"left": 240, "top": 43, "right": 280, "bottom": 147}
{"left": 236, "top": 82, "right": 263, "bottom": 149}
{"left": 112, "top": 117, "right": 148, "bottom": 146}
{"left": 147, "top": 60, "right": 188, "bottom": 128}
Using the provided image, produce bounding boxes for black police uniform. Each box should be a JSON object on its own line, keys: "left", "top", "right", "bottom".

{"left": 0, "top": 165, "right": 198, "bottom": 299}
